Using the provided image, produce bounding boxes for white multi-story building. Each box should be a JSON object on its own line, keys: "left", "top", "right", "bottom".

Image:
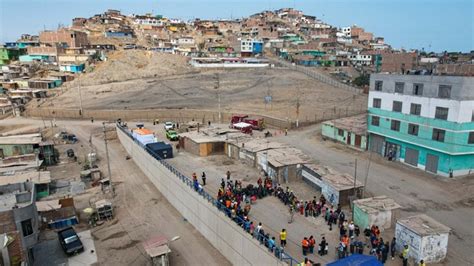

{"left": 342, "top": 27, "right": 351, "bottom": 37}
{"left": 177, "top": 37, "right": 195, "bottom": 45}
{"left": 134, "top": 16, "right": 164, "bottom": 26}
{"left": 348, "top": 53, "right": 372, "bottom": 66}
{"left": 240, "top": 38, "right": 263, "bottom": 54}
{"left": 336, "top": 32, "right": 352, "bottom": 44}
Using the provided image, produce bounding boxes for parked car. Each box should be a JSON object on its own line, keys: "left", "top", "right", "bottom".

{"left": 62, "top": 134, "right": 78, "bottom": 143}
{"left": 166, "top": 130, "right": 179, "bottom": 141}
{"left": 66, "top": 149, "right": 75, "bottom": 158}
{"left": 58, "top": 227, "right": 84, "bottom": 255}
{"left": 164, "top": 122, "right": 174, "bottom": 131}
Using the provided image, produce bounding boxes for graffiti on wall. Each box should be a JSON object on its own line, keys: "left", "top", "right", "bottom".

{"left": 395, "top": 224, "right": 421, "bottom": 261}
{"left": 302, "top": 169, "right": 339, "bottom": 205}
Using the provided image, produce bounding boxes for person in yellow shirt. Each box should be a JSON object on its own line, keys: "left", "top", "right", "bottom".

{"left": 419, "top": 259, "right": 426, "bottom": 266}
{"left": 280, "top": 229, "right": 287, "bottom": 247}
{"left": 402, "top": 245, "right": 410, "bottom": 266}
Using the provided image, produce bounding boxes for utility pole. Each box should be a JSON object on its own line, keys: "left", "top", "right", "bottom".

{"left": 215, "top": 73, "right": 221, "bottom": 123}
{"left": 295, "top": 88, "right": 301, "bottom": 128}
{"left": 353, "top": 158, "right": 358, "bottom": 195}
{"left": 78, "top": 79, "right": 83, "bottom": 116}
{"left": 362, "top": 150, "right": 373, "bottom": 197}
{"left": 102, "top": 122, "right": 114, "bottom": 196}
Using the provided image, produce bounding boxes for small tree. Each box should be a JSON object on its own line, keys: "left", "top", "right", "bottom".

{"left": 353, "top": 74, "right": 369, "bottom": 87}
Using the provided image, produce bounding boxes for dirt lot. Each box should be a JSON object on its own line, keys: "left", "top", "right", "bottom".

{"left": 49, "top": 51, "right": 367, "bottom": 120}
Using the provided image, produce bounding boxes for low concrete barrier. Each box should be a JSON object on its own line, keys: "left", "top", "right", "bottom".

{"left": 117, "top": 125, "right": 288, "bottom": 265}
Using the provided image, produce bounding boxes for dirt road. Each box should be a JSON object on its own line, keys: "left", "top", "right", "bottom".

{"left": 273, "top": 124, "right": 474, "bottom": 266}
{"left": 1, "top": 117, "right": 229, "bottom": 266}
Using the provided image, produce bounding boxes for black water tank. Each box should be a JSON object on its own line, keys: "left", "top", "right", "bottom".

{"left": 146, "top": 142, "right": 173, "bottom": 159}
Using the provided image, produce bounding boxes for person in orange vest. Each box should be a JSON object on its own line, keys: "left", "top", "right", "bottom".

{"left": 341, "top": 234, "right": 350, "bottom": 255}
{"left": 302, "top": 237, "right": 309, "bottom": 256}
{"left": 308, "top": 235, "right": 316, "bottom": 254}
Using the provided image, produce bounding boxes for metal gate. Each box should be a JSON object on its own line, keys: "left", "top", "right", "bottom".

{"left": 426, "top": 154, "right": 439, "bottom": 173}
{"left": 370, "top": 134, "right": 384, "bottom": 155}
{"left": 405, "top": 148, "right": 419, "bottom": 166}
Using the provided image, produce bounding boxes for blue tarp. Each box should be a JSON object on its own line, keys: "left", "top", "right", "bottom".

{"left": 326, "top": 254, "right": 383, "bottom": 266}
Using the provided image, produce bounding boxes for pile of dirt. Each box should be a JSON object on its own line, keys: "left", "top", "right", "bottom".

{"left": 73, "top": 50, "right": 192, "bottom": 86}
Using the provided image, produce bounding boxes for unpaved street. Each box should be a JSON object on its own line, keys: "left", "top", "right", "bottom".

{"left": 273, "top": 124, "right": 474, "bottom": 266}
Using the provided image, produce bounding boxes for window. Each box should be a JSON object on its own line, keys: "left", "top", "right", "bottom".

{"left": 432, "top": 129, "right": 445, "bottom": 142}
{"left": 373, "top": 98, "right": 381, "bottom": 108}
{"left": 21, "top": 219, "right": 33, "bottom": 237}
{"left": 469, "top": 132, "right": 474, "bottom": 144}
{"left": 391, "top": 120, "right": 401, "bottom": 131}
{"left": 413, "top": 83, "right": 424, "bottom": 96}
{"left": 408, "top": 124, "right": 419, "bottom": 136}
{"left": 374, "top": 80, "right": 383, "bottom": 91}
{"left": 395, "top": 82, "right": 405, "bottom": 93}
{"left": 410, "top": 103, "right": 422, "bottom": 115}
{"left": 338, "top": 129, "right": 344, "bottom": 136}
{"left": 435, "top": 107, "right": 449, "bottom": 120}
{"left": 438, "top": 85, "right": 451, "bottom": 99}
{"left": 472, "top": 111, "right": 474, "bottom": 122}
{"left": 371, "top": 116, "right": 380, "bottom": 126}
{"left": 392, "top": 101, "right": 403, "bottom": 112}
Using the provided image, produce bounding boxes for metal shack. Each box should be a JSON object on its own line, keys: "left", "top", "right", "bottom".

{"left": 146, "top": 142, "right": 173, "bottom": 159}
{"left": 301, "top": 164, "right": 363, "bottom": 206}
{"left": 179, "top": 128, "right": 244, "bottom": 157}
{"left": 256, "top": 147, "right": 310, "bottom": 184}
{"left": 353, "top": 195, "right": 401, "bottom": 231}
{"left": 395, "top": 214, "right": 450, "bottom": 263}
{"left": 228, "top": 138, "right": 287, "bottom": 166}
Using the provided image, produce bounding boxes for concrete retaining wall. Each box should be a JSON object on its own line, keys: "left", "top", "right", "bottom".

{"left": 117, "top": 126, "right": 285, "bottom": 265}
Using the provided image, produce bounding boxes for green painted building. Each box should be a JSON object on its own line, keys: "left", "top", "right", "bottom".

{"left": 368, "top": 74, "right": 474, "bottom": 177}
{"left": 0, "top": 134, "right": 58, "bottom": 166}
{"left": 322, "top": 114, "right": 368, "bottom": 150}
{"left": 0, "top": 47, "right": 26, "bottom": 65}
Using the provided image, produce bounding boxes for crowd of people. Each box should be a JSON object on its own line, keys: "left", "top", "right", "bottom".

{"left": 192, "top": 169, "right": 416, "bottom": 266}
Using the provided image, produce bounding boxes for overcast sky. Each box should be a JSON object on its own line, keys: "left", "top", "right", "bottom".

{"left": 0, "top": 0, "right": 472, "bottom": 52}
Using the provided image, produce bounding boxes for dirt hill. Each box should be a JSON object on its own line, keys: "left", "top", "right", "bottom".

{"left": 72, "top": 50, "right": 192, "bottom": 86}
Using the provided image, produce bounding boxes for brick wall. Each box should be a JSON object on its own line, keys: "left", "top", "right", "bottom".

{"left": 0, "top": 210, "right": 16, "bottom": 233}
{"left": 39, "top": 29, "right": 89, "bottom": 48}
{"left": 7, "top": 231, "right": 26, "bottom": 265}
{"left": 0, "top": 211, "right": 26, "bottom": 265}
{"left": 381, "top": 52, "right": 418, "bottom": 73}
{"left": 436, "top": 64, "right": 474, "bottom": 76}
{"left": 27, "top": 46, "right": 64, "bottom": 56}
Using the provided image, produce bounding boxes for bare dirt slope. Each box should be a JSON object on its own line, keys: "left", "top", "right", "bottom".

{"left": 72, "top": 50, "right": 192, "bottom": 86}
{"left": 53, "top": 53, "right": 367, "bottom": 120}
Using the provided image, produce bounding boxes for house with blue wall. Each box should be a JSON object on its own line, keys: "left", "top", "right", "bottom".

{"left": 59, "top": 63, "right": 85, "bottom": 73}
{"left": 368, "top": 74, "right": 474, "bottom": 177}
{"left": 19, "top": 54, "right": 53, "bottom": 63}
{"left": 104, "top": 31, "right": 133, "bottom": 38}
{"left": 240, "top": 39, "right": 263, "bottom": 56}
